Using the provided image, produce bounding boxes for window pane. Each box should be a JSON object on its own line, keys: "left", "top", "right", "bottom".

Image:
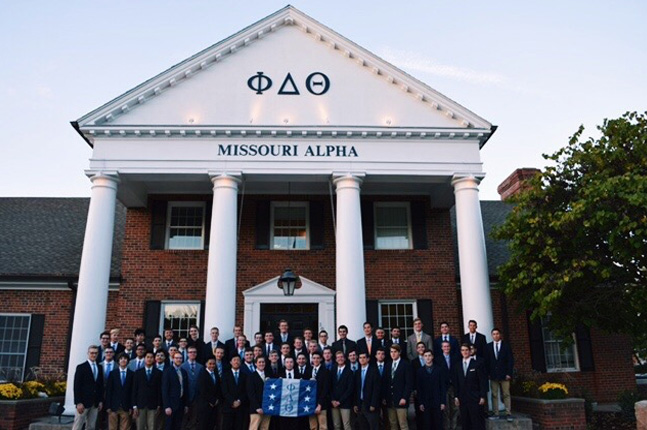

{"left": 168, "top": 205, "right": 204, "bottom": 250}
{"left": 541, "top": 316, "right": 578, "bottom": 371}
{"left": 379, "top": 302, "right": 415, "bottom": 339}
{"left": 161, "top": 303, "right": 199, "bottom": 341}
{"left": 375, "top": 205, "right": 410, "bottom": 250}
{"left": 272, "top": 203, "right": 308, "bottom": 250}
{"left": 0, "top": 315, "right": 31, "bottom": 381}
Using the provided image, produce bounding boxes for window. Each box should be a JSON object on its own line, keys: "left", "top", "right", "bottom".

{"left": 160, "top": 302, "right": 200, "bottom": 340}
{"left": 271, "top": 202, "right": 309, "bottom": 250}
{"left": 374, "top": 203, "right": 412, "bottom": 250}
{"left": 541, "top": 316, "right": 579, "bottom": 372}
{"left": 0, "top": 314, "right": 31, "bottom": 381}
{"left": 166, "top": 202, "right": 205, "bottom": 250}
{"left": 378, "top": 301, "right": 417, "bottom": 339}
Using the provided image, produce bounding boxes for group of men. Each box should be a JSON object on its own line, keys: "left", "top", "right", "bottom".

{"left": 73, "top": 318, "right": 514, "bottom": 430}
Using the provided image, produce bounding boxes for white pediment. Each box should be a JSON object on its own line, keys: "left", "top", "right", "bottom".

{"left": 243, "top": 276, "right": 335, "bottom": 298}
{"left": 76, "top": 6, "right": 492, "bottom": 142}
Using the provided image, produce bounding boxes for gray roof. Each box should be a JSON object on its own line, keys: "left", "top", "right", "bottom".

{"left": 0, "top": 197, "right": 511, "bottom": 281}
{"left": 0, "top": 198, "right": 125, "bottom": 279}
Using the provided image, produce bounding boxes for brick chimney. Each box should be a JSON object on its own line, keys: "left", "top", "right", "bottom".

{"left": 497, "top": 168, "right": 541, "bottom": 201}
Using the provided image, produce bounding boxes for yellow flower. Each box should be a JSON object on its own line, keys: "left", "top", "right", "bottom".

{"left": 0, "top": 383, "right": 23, "bottom": 400}
{"left": 22, "top": 381, "right": 46, "bottom": 397}
{"left": 538, "top": 382, "right": 568, "bottom": 395}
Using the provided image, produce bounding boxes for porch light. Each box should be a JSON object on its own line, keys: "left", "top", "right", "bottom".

{"left": 278, "top": 268, "right": 301, "bottom": 296}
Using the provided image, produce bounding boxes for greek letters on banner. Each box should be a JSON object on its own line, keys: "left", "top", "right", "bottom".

{"left": 262, "top": 378, "right": 317, "bottom": 417}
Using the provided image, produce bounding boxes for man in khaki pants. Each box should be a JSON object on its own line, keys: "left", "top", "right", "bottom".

{"left": 72, "top": 345, "right": 104, "bottom": 430}
{"left": 330, "top": 351, "right": 353, "bottom": 429}
{"left": 485, "top": 328, "right": 515, "bottom": 422}
{"left": 247, "top": 356, "right": 271, "bottom": 430}
{"left": 384, "top": 345, "right": 412, "bottom": 430}
{"left": 105, "top": 353, "right": 134, "bottom": 430}
{"left": 309, "top": 351, "right": 330, "bottom": 429}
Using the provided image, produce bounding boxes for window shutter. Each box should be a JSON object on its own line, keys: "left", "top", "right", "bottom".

{"left": 527, "top": 313, "right": 547, "bottom": 372}
{"left": 255, "top": 200, "right": 271, "bottom": 250}
{"left": 366, "top": 300, "right": 379, "bottom": 328}
{"left": 310, "top": 201, "right": 325, "bottom": 250}
{"left": 204, "top": 201, "right": 213, "bottom": 250}
{"left": 575, "top": 325, "right": 595, "bottom": 371}
{"left": 24, "top": 314, "right": 45, "bottom": 380}
{"left": 417, "top": 299, "right": 433, "bottom": 331}
{"left": 144, "top": 301, "right": 162, "bottom": 346}
{"left": 199, "top": 300, "right": 206, "bottom": 337}
{"left": 150, "top": 200, "right": 167, "bottom": 250}
{"left": 410, "top": 201, "right": 428, "bottom": 250}
{"left": 361, "top": 200, "right": 374, "bottom": 250}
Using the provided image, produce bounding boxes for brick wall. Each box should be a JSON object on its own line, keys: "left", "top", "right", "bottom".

{"left": 513, "top": 396, "right": 587, "bottom": 430}
{"left": 0, "top": 396, "right": 64, "bottom": 430}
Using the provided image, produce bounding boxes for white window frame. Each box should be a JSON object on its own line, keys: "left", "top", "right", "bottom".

{"left": 0, "top": 313, "right": 31, "bottom": 382}
{"left": 165, "top": 201, "right": 206, "bottom": 250}
{"left": 270, "top": 201, "right": 310, "bottom": 250}
{"left": 541, "top": 316, "right": 580, "bottom": 373}
{"left": 377, "top": 300, "right": 418, "bottom": 339}
{"left": 373, "top": 202, "right": 413, "bottom": 250}
{"left": 159, "top": 301, "right": 201, "bottom": 341}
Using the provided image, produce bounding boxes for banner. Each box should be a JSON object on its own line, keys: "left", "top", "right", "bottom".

{"left": 262, "top": 378, "right": 317, "bottom": 417}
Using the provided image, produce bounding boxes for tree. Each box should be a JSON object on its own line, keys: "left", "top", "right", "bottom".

{"left": 493, "top": 111, "right": 647, "bottom": 355}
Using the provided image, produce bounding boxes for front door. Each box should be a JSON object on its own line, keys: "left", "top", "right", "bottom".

{"left": 260, "top": 303, "right": 318, "bottom": 338}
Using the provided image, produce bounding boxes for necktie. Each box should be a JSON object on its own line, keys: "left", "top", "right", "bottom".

{"left": 337, "top": 368, "right": 342, "bottom": 380}
{"left": 288, "top": 371, "right": 292, "bottom": 379}
{"left": 427, "top": 366, "right": 432, "bottom": 375}
{"left": 463, "top": 361, "right": 468, "bottom": 376}
{"left": 234, "top": 370, "right": 239, "bottom": 385}
{"left": 444, "top": 335, "right": 448, "bottom": 342}
{"left": 394, "top": 339, "right": 398, "bottom": 344}
{"left": 496, "top": 342, "right": 500, "bottom": 359}
{"left": 147, "top": 369, "right": 151, "bottom": 381}
{"left": 218, "top": 363, "right": 223, "bottom": 378}
{"left": 177, "top": 369, "right": 184, "bottom": 397}
{"left": 361, "top": 368, "right": 366, "bottom": 399}
{"left": 313, "top": 368, "right": 318, "bottom": 378}
{"left": 391, "top": 363, "right": 396, "bottom": 379}
{"left": 446, "top": 356, "right": 450, "bottom": 369}
{"left": 471, "top": 334, "right": 475, "bottom": 344}
{"left": 106, "top": 362, "right": 112, "bottom": 379}
{"left": 417, "top": 332, "right": 421, "bottom": 342}
{"left": 137, "top": 360, "right": 143, "bottom": 370}
{"left": 92, "top": 362, "right": 97, "bottom": 381}
{"left": 379, "top": 364, "right": 383, "bottom": 375}
{"left": 121, "top": 371, "right": 126, "bottom": 386}
{"left": 250, "top": 364, "right": 255, "bottom": 372}
{"left": 191, "top": 362, "right": 195, "bottom": 374}
{"left": 342, "top": 340, "right": 346, "bottom": 354}
{"left": 211, "top": 372, "right": 216, "bottom": 384}
{"left": 267, "top": 345, "right": 271, "bottom": 356}
{"left": 367, "top": 338, "right": 371, "bottom": 355}
{"left": 300, "top": 367, "right": 304, "bottom": 374}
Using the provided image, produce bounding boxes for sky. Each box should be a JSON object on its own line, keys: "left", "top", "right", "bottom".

{"left": 1, "top": 1, "right": 645, "bottom": 200}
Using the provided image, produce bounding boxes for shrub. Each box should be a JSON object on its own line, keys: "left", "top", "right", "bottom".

{"left": 0, "top": 383, "right": 23, "bottom": 400}
{"left": 538, "top": 382, "right": 568, "bottom": 400}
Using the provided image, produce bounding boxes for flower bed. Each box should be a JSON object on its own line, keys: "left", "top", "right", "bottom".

{"left": 0, "top": 396, "right": 65, "bottom": 430}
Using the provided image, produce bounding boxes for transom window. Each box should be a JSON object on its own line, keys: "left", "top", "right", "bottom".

{"left": 160, "top": 302, "right": 200, "bottom": 340}
{"left": 378, "top": 301, "right": 417, "bottom": 339}
{"left": 166, "top": 202, "right": 205, "bottom": 250}
{"left": 541, "top": 316, "right": 579, "bottom": 372}
{"left": 271, "top": 202, "right": 309, "bottom": 250}
{"left": 374, "top": 203, "right": 412, "bottom": 250}
{"left": 0, "top": 314, "right": 31, "bottom": 381}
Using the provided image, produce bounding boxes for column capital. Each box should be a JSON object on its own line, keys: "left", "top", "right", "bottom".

{"left": 332, "top": 172, "right": 365, "bottom": 190}
{"left": 209, "top": 171, "right": 243, "bottom": 190}
{"left": 451, "top": 174, "right": 484, "bottom": 192}
{"left": 85, "top": 170, "right": 120, "bottom": 190}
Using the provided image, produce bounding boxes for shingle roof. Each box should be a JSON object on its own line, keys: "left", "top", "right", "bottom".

{"left": 0, "top": 198, "right": 125, "bottom": 279}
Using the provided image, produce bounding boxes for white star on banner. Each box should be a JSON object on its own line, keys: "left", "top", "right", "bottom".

{"left": 304, "top": 396, "right": 311, "bottom": 402}
{"left": 270, "top": 384, "right": 277, "bottom": 390}
{"left": 268, "top": 405, "right": 274, "bottom": 411}
{"left": 269, "top": 394, "right": 276, "bottom": 400}
{"left": 305, "top": 386, "right": 311, "bottom": 392}
{"left": 304, "top": 406, "right": 310, "bottom": 412}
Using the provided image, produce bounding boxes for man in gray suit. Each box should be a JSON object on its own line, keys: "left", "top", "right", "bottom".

{"left": 407, "top": 318, "right": 433, "bottom": 361}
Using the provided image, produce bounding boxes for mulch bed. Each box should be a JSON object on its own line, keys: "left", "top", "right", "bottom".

{"left": 590, "top": 411, "right": 635, "bottom": 430}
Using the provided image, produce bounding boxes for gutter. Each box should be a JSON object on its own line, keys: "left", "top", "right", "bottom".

{"left": 70, "top": 121, "right": 93, "bottom": 148}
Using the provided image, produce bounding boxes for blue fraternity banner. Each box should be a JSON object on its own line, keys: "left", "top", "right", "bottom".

{"left": 262, "top": 378, "right": 317, "bottom": 417}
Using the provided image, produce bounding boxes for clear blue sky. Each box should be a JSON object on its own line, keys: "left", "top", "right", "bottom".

{"left": 1, "top": 1, "right": 645, "bottom": 200}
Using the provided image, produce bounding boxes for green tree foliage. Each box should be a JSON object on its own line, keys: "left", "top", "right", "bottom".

{"left": 493, "top": 111, "right": 647, "bottom": 354}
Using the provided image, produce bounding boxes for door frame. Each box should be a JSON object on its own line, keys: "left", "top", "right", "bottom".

{"left": 242, "top": 276, "right": 336, "bottom": 341}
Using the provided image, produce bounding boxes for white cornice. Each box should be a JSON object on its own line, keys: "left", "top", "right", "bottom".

{"left": 75, "top": 6, "right": 493, "bottom": 134}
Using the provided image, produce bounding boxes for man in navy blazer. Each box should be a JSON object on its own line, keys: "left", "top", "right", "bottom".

{"left": 331, "top": 325, "right": 357, "bottom": 357}
{"left": 354, "top": 352, "right": 381, "bottom": 430}
{"left": 384, "top": 344, "right": 412, "bottom": 430}
{"left": 331, "top": 350, "right": 354, "bottom": 430}
{"left": 435, "top": 341, "right": 459, "bottom": 430}
{"left": 416, "top": 349, "right": 447, "bottom": 430}
{"left": 72, "top": 345, "right": 104, "bottom": 430}
{"left": 433, "top": 322, "right": 461, "bottom": 362}
{"left": 105, "top": 353, "right": 134, "bottom": 430}
{"left": 221, "top": 355, "right": 248, "bottom": 430}
{"left": 485, "top": 328, "right": 515, "bottom": 421}
{"left": 462, "top": 320, "right": 488, "bottom": 359}
{"left": 356, "top": 322, "right": 378, "bottom": 359}
{"left": 225, "top": 326, "right": 250, "bottom": 356}
{"left": 132, "top": 351, "right": 162, "bottom": 430}
{"left": 453, "top": 344, "right": 488, "bottom": 430}
{"left": 197, "top": 357, "right": 222, "bottom": 430}
{"left": 309, "top": 351, "right": 330, "bottom": 430}
{"left": 162, "top": 352, "right": 189, "bottom": 430}
{"left": 246, "top": 356, "right": 270, "bottom": 430}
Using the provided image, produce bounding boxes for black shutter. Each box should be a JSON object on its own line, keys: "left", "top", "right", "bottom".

{"left": 527, "top": 314, "right": 547, "bottom": 372}
{"left": 361, "top": 200, "right": 374, "bottom": 250}
{"left": 366, "top": 300, "right": 379, "bottom": 328}
{"left": 310, "top": 201, "right": 325, "bottom": 250}
{"left": 24, "top": 314, "right": 45, "bottom": 380}
{"left": 144, "top": 301, "right": 162, "bottom": 346}
{"left": 150, "top": 200, "right": 167, "bottom": 250}
{"left": 204, "top": 201, "right": 213, "bottom": 250}
{"left": 410, "top": 201, "right": 428, "bottom": 250}
{"left": 255, "top": 200, "right": 271, "bottom": 250}
{"left": 417, "top": 299, "right": 433, "bottom": 331}
{"left": 199, "top": 300, "right": 206, "bottom": 337}
{"left": 575, "top": 325, "right": 595, "bottom": 371}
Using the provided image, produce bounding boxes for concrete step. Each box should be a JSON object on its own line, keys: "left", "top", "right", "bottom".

{"left": 485, "top": 415, "right": 533, "bottom": 430}
{"left": 29, "top": 416, "right": 74, "bottom": 430}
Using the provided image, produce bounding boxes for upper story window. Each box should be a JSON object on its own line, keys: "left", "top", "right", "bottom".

{"left": 0, "top": 314, "right": 31, "bottom": 381}
{"left": 542, "top": 316, "right": 580, "bottom": 372}
{"left": 374, "top": 202, "right": 412, "bottom": 250}
{"left": 271, "top": 202, "right": 309, "bottom": 250}
{"left": 166, "top": 202, "right": 205, "bottom": 250}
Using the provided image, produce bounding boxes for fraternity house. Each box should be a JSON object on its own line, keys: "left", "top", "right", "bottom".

{"left": 0, "top": 6, "right": 635, "bottom": 410}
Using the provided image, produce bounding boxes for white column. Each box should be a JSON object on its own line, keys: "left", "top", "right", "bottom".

{"left": 64, "top": 173, "right": 119, "bottom": 414}
{"left": 203, "top": 173, "right": 241, "bottom": 342}
{"left": 452, "top": 175, "right": 494, "bottom": 342}
{"left": 334, "top": 173, "right": 366, "bottom": 341}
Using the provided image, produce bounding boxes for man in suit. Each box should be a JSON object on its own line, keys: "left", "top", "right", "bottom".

{"left": 197, "top": 357, "right": 222, "bottom": 430}
{"left": 247, "top": 356, "right": 270, "bottom": 430}
{"left": 204, "top": 327, "right": 226, "bottom": 361}
{"left": 276, "top": 319, "right": 293, "bottom": 345}
{"left": 98, "top": 331, "right": 111, "bottom": 362}
{"left": 373, "top": 348, "right": 389, "bottom": 430}
{"left": 105, "top": 353, "right": 134, "bottom": 430}
{"left": 155, "top": 350, "right": 167, "bottom": 372}
{"left": 221, "top": 355, "right": 248, "bottom": 430}
{"left": 375, "top": 327, "right": 388, "bottom": 350}
{"left": 433, "top": 322, "right": 460, "bottom": 362}
{"left": 407, "top": 318, "right": 433, "bottom": 361}
{"left": 178, "top": 338, "right": 189, "bottom": 362}
{"left": 354, "top": 352, "right": 380, "bottom": 430}
{"left": 323, "top": 347, "right": 335, "bottom": 372}
{"left": 384, "top": 344, "right": 412, "bottom": 430}
{"left": 436, "top": 341, "right": 459, "bottom": 430}
{"left": 332, "top": 325, "right": 357, "bottom": 358}
{"left": 292, "top": 336, "right": 307, "bottom": 361}
{"left": 253, "top": 332, "right": 264, "bottom": 348}
{"left": 309, "top": 351, "right": 330, "bottom": 430}
{"left": 279, "top": 357, "right": 301, "bottom": 430}
{"left": 416, "top": 350, "right": 447, "bottom": 430}
{"left": 266, "top": 350, "right": 282, "bottom": 378}
{"left": 410, "top": 342, "right": 427, "bottom": 430}
{"left": 295, "top": 352, "right": 312, "bottom": 379}
{"left": 109, "top": 329, "right": 125, "bottom": 355}
{"left": 331, "top": 350, "right": 354, "bottom": 430}
{"left": 385, "top": 327, "right": 407, "bottom": 359}
{"left": 188, "top": 325, "right": 205, "bottom": 364}
{"left": 132, "top": 351, "right": 162, "bottom": 430}
{"left": 303, "top": 328, "right": 315, "bottom": 351}
{"left": 133, "top": 329, "right": 146, "bottom": 349}
{"left": 162, "top": 351, "right": 189, "bottom": 430}
{"left": 123, "top": 338, "right": 135, "bottom": 361}
{"left": 318, "top": 330, "right": 330, "bottom": 352}
{"left": 453, "top": 344, "right": 488, "bottom": 430}
{"left": 485, "top": 328, "right": 514, "bottom": 422}
{"left": 225, "top": 326, "right": 250, "bottom": 355}
{"left": 100, "top": 347, "right": 116, "bottom": 385}
{"left": 181, "top": 346, "right": 204, "bottom": 430}
{"left": 241, "top": 348, "right": 257, "bottom": 375}
{"left": 128, "top": 344, "right": 146, "bottom": 372}
{"left": 230, "top": 336, "right": 250, "bottom": 361}
{"left": 163, "top": 329, "right": 177, "bottom": 351}
{"left": 263, "top": 331, "right": 279, "bottom": 358}
{"left": 462, "top": 320, "right": 487, "bottom": 360}
{"left": 151, "top": 335, "right": 163, "bottom": 356}
{"left": 356, "top": 322, "right": 378, "bottom": 359}
{"left": 72, "top": 345, "right": 104, "bottom": 430}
